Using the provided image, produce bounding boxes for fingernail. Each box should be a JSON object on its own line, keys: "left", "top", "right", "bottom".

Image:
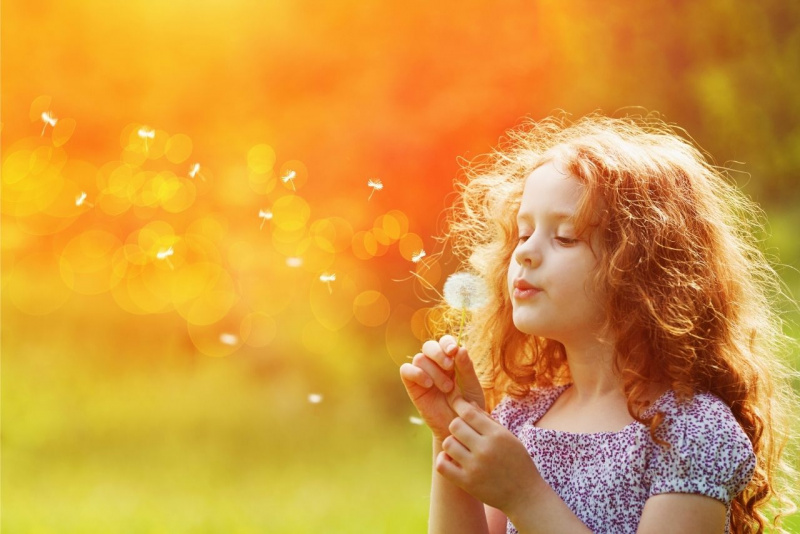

{"left": 443, "top": 357, "right": 453, "bottom": 369}
{"left": 446, "top": 344, "right": 457, "bottom": 354}
{"left": 443, "top": 380, "right": 453, "bottom": 392}
{"left": 424, "top": 378, "right": 433, "bottom": 388}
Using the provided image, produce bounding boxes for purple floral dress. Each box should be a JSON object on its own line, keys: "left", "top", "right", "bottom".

{"left": 490, "top": 384, "right": 755, "bottom": 534}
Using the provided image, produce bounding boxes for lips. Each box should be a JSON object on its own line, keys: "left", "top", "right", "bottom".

{"left": 512, "top": 278, "right": 542, "bottom": 300}
{"left": 513, "top": 279, "right": 541, "bottom": 291}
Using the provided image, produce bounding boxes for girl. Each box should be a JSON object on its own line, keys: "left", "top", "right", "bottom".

{"left": 400, "top": 114, "right": 799, "bottom": 534}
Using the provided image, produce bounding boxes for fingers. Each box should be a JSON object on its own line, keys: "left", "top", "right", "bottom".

{"left": 422, "top": 338, "right": 457, "bottom": 373}
{"left": 442, "top": 434, "right": 471, "bottom": 465}
{"left": 399, "top": 362, "right": 434, "bottom": 389}
{"left": 412, "top": 352, "right": 455, "bottom": 393}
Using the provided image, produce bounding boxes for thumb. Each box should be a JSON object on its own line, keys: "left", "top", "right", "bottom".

{"left": 454, "top": 347, "right": 484, "bottom": 407}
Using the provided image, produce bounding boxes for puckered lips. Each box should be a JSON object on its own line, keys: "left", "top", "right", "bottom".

{"left": 512, "top": 278, "right": 542, "bottom": 300}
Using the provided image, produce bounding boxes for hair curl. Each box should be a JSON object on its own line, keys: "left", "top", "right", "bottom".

{"left": 432, "top": 112, "right": 799, "bottom": 533}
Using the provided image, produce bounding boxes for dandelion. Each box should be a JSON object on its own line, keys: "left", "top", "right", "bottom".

{"left": 409, "top": 416, "right": 424, "bottom": 426}
{"left": 443, "top": 272, "right": 489, "bottom": 346}
{"left": 367, "top": 179, "right": 383, "bottom": 200}
{"left": 138, "top": 127, "right": 155, "bottom": 152}
{"left": 282, "top": 169, "right": 296, "bottom": 191}
{"left": 75, "top": 191, "right": 94, "bottom": 208}
{"left": 286, "top": 256, "right": 303, "bottom": 268}
{"left": 319, "top": 273, "right": 336, "bottom": 294}
{"left": 258, "top": 209, "right": 273, "bottom": 230}
{"left": 308, "top": 393, "right": 323, "bottom": 404}
{"left": 411, "top": 249, "right": 426, "bottom": 263}
{"left": 188, "top": 162, "right": 205, "bottom": 181}
{"left": 41, "top": 111, "right": 58, "bottom": 136}
{"left": 156, "top": 246, "right": 175, "bottom": 270}
{"left": 220, "top": 333, "right": 238, "bottom": 346}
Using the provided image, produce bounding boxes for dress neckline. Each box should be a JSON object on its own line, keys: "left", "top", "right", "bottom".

{"left": 530, "top": 384, "right": 673, "bottom": 437}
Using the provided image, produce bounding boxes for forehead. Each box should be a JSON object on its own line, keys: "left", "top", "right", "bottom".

{"left": 517, "top": 160, "right": 584, "bottom": 222}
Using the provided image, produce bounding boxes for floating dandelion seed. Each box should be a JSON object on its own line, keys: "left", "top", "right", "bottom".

{"left": 319, "top": 273, "right": 336, "bottom": 294}
{"left": 188, "top": 162, "right": 206, "bottom": 181}
{"left": 220, "top": 333, "right": 238, "bottom": 346}
{"left": 41, "top": 111, "right": 57, "bottom": 136}
{"left": 308, "top": 393, "right": 323, "bottom": 404}
{"left": 367, "top": 179, "right": 383, "bottom": 200}
{"left": 443, "top": 272, "right": 489, "bottom": 346}
{"left": 156, "top": 247, "right": 175, "bottom": 270}
{"left": 138, "top": 127, "right": 155, "bottom": 152}
{"left": 286, "top": 256, "right": 303, "bottom": 268}
{"left": 411, "top": 249, "right": 426, "bottom": 263}
{"left": 409, "top": 416, "right": 424, "bottom": 426}
{"left": 75, "top": 192, "right": 94, "bottom": 208}
{"left": 258, "top": 209, "right": 273, "bottom": 230}
{"left": 282, "top": 169, "right": 297, "bottom": 191}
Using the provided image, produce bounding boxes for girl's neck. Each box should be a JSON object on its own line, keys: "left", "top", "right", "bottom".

{"left": 560, "top": 336, "right": 624, "bottom": 405}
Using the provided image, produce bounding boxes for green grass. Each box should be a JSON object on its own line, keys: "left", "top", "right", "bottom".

{"left": 2, "top": 306, "right": 434, "bottom": 533}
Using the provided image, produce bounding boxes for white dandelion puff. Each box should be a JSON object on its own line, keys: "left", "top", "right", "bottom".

{"left": 188, "top": 162, "right": 205, "bottom": 181}
{"left": 409, "top": 416, "right": 424, "bottom": 426}
{"left": 286, "top": 256, "right": 303, "bottom": 268}
{"left": 319, "top": 273, "right": 336, "bottom": 294}
{"left": 367, "top": 179, "right": 383, "bottom": 200}
{"left": 443, "top": 272, "right": 489, "bottom": 345}
{"left": 411, "top": 249, "right": 426, "bottom": 263}
{"left": 41, "top": 111, "right": 58, "bottom": 136}
{"left": 282, "top": 169, "right": 296, "bottom": 191}
{"left": 258, "top": 209, "right": 273, "bottom": 229}
{"left": 75, "top": 191, "right": 94, "bottom": 207}
{"left": 308, "top": 393, "right": 323, "bottom": 404}
{"left": 220, "top": 333, "right": 239, "bottom": 346}
{"left": 138, "top": 127, "right": 155, "bottom": 152}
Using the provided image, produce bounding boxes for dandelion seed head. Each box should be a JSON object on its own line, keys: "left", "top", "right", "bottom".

{"left": 286, "top": 257, "right": 303, "bottom": 268}
{"left": 443, "top": 272, "right": 489, "bottom": 311}
{"left": 258, "top": 209, "right": 273, "bottom": 220}
{"left": 189, "top": 163, "right": 201, "bottom": 178}
{"left": 76, "top": 192, "right": 87, "bottom": 206}
{"left": 138, "top": 127, "right": 155, "bottom": 139}
{"left": 319, "top": 273, "right": 336, "bottom": 283}
{"left": 411, "top": 249, "right": 426, "bottom": 263}
{"left": 282, "top": 170, "right": 296, "bottom": 182}
{"left": 409, "top": 416, "right": 424, "bottom": 426}
{"left": 220, "top": 333, "right": 238, "bottom": 346}
{"left": 367, "top": 179, "right": 383, "bottom": 190}
{"left": 308, "top": 393, "right": 323, "bottom": 404}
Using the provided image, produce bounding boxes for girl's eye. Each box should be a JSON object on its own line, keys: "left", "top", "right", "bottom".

{"left": 555, "top": 237, "right": 578, "bottom": 245}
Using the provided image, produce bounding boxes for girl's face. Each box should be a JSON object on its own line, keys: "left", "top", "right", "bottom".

{"left": 507, "top": 160, "right": 606, "bottom": 341}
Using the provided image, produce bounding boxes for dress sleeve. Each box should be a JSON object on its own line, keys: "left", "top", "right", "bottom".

{"left": 645, "top": 393, "right": 756, "bottom": 505}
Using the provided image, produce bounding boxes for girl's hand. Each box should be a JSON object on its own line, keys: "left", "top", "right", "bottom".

{"left": 436, "top": 395, "right": 540, "bottom": 517}
{"left": 399, "top": 335, "right": 485, "bottom": 443}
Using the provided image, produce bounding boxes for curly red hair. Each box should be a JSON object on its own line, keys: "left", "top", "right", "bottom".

{"left": 433, "top": 113, "right": 799, "bottom": 533}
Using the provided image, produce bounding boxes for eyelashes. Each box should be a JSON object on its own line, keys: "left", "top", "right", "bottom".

{"left": 517, "top": 236, "right": 578, "bottom": 246}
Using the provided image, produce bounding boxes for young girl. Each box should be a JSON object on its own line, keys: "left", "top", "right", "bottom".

{"left": 400, "top": 114, "right": 799, "bottom": 534}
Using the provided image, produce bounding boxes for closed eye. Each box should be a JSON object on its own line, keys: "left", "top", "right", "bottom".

{"left": 555, "top": 237, "right": 578, "bottom": 245}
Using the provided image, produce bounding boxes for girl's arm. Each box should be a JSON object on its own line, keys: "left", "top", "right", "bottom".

{"left": 429, "top": 437, "right": 490, "bottom": 534}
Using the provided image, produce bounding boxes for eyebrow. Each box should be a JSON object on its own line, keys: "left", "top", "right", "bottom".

{"left": 516, "top": 210, "right": 576, "bottom": 225}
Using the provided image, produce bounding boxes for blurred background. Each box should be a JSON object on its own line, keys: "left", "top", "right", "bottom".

{"left": 2, "top": 0, "right": 799, "bottom": 532}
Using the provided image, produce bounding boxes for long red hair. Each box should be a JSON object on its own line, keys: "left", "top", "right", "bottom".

{"left": 433, "top": 113, "right": 799, "bottom": 533}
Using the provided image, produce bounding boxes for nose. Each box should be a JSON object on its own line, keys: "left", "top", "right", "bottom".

{"left": 514, "top": 233, "right": 542, "bottom": 267}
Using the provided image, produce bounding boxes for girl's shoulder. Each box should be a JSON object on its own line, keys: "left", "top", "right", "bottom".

{"left": 644, "top": 389, "right": 757, "bottom": 506}
{"left": 490, "top": 384, "right": 570, "bottom": 435}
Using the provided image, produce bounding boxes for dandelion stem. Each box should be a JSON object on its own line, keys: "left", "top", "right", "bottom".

{"left": 456, "top": 307, "right": 466, "bottom": 346}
